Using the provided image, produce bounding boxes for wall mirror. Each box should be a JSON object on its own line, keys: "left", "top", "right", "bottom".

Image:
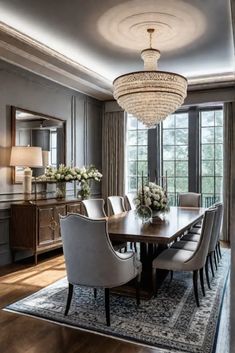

{"left": 11, "top": 106, "right": 66, "bottom": 183}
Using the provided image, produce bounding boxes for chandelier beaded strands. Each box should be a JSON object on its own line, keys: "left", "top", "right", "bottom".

{"left": 113, "top": 28, "right": 188, "bottom": 128}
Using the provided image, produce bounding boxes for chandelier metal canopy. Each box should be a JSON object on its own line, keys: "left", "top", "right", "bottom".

{"left": 113, "top": 29, "right": 188, "bottom": 127}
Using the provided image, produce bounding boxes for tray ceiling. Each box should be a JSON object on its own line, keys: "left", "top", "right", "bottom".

{"left": 0, "top": 0, "right": 234, "bottom": 99}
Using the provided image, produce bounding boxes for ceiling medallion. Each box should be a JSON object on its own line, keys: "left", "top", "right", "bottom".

{"left": 113, "top": 28, "right": 187, "bottom": 127}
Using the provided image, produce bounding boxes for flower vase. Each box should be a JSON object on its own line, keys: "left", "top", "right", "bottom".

{"left": 77, "top": 181, "right": 91, "bottom": 200}
{"left": 136, "top": 205, "right": 152, "bottom": 224}
{"left": 151, "top": 210, "right": 166, "bottom": 223}
{"left": 56, "top": 182, "right": 66, "bottom": 199}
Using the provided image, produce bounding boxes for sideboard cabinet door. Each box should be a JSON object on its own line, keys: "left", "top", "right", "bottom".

{"left": 54, "top": 205, "right": 66, "bottom": 240}
{"left": 38, "top": 207, "right": 54, "bottom": 246}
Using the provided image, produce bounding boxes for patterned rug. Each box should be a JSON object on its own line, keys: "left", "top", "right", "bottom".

{"left": 5, "top": 250, "right": 230, "bottom": 353}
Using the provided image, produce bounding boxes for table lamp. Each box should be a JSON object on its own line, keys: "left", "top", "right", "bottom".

{"left": 10, "top": 146, "right": 43, "bottom": 199}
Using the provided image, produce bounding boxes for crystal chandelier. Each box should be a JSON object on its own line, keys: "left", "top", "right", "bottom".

{"left": 113, "top": 29, "right": 188, "bottom": 127}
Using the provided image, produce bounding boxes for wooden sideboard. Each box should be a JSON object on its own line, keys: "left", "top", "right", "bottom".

{"left": 11, "top": 198, "right": 82, "bottom": 264}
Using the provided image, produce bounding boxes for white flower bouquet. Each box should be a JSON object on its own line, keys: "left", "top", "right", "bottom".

{"left": 44, "top": 164, "right": 76, "bottom": 182}
{"left": 74, "top": 165, "right": 102, "bottom": 199}
{"left": 134, "top": 181, "right": 169, "bottom": 213}
{"left": 43, "top": 164, "right": 102, "bottom": 199}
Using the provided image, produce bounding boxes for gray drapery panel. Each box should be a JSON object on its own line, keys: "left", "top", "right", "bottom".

{"left": 223, "top": 102, "right": 235, "bottom": 242}
{"left": 102, "top": 111, "right": 126, "bottom": 200}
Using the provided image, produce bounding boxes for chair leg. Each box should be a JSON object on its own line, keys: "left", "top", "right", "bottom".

{"left": 169, "top": 270, "right": 173, "bottom": 282}
{"left": 215, "top": 245, "right": 220, "bottom": 263}
{"left": 205, "top": 257, "right": 211, "bottom": 290}
{"left": 152, "top": 268, "right": 157, "bottom": 297}
{"left": 135, "top": 276, "right": 140, "bottom": 306}
{"left": 134, "top": 242, "right": 137, "bottom": 252}
{"left": 213, "top": 251, "right": 218, "bottom": 270}
{"left": 218, "top": 241, "right": 222, "bottom": 258}
{"left": 65, "top": 283, "right": 73, "bottom": 316}
{"left": 209, "top": 253, "right": 215, "bottom": 277}
{"left": 94, "top": 288, "right": 97, "bottom": 299}
{"left": 193, "top": 270, "right": 200, "bottom": 307}
{"left": 199, "top": 268, "right": 205, "bottom": 296}
{"left": 105, "top": 288, "right": 110, "bottom": 326}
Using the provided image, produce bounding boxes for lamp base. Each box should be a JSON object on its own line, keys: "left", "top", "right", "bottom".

{"left": 23, "top": 167, "right": 32, "bottom": 198}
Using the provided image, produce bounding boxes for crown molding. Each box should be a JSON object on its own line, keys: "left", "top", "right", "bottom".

{"left": 0, "top": 22, "right": 113, "bottom": 100}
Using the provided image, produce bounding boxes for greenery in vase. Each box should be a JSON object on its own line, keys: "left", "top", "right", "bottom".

{"left": 134, "top": 181, "right": 169, "bottom": 213}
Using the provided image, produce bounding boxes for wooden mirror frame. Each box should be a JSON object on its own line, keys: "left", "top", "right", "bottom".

{"left": 11, "top": 106, "right": 66, "bottom": 184}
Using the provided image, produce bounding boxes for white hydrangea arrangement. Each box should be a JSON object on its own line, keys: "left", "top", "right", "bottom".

{"left": 43, "top": 164, "right": 102, "bottom": 183}
{"left": 134, "top": 182, "right": 169, "bottom": 212}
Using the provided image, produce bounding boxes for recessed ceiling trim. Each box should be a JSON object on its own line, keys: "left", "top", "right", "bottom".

{"left": 0, "top": 22, "right": 113, "bottom": 100}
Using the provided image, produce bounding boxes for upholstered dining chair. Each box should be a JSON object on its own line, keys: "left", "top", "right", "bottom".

{"left": 152, "top": 208, "right": 216, "bottom": 307}
{"left": 60, "top": 213, "right": 142, "bottom": 326}
{"left": 82, "top": 198, "right": 106, "bottom": 218}
{"left": 181, "top": 203, "right": 223, "bottom": 279}
{"left": 82, "top": 198, "right": 127, "bottom": 252}
{"left": 108, "top": 196, "right": 137, "bottom": 252}
{"left": 172, "top": 205, "right": 220, "bottom": 290}
{"left": 125, "top": 194, "right": 136, "bottom": 211}
{"left": 178, "top": 192, "right": 201, "bottom": 207}
{"left": 107, "top": 196, "right": 126, "bottom": 216}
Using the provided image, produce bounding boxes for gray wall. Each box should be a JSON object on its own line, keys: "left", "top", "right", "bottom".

{"left": 0, "top": 59, "right": 103, "bottom": 265}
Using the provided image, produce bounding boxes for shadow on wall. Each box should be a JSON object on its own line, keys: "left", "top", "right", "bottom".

{"left": 0, "top": 146, "right": 11, "bottom": 167}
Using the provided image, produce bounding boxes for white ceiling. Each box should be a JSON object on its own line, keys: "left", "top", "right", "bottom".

{"left": 0, "top": 0, "right": 234, "bottom": 98}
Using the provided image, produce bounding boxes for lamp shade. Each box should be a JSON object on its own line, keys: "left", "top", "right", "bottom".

{"left": 10, "top": 146, "right": 43, "bottom": 167}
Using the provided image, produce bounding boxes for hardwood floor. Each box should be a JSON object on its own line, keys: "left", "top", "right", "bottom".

{"left": 0, "top": 247, "right": 230, "bottom": 353}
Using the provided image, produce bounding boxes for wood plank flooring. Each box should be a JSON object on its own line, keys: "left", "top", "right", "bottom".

{"left": 0, "top": 247, "right": 230, "bottom": 353}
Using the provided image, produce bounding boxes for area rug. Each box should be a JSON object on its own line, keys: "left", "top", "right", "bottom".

{"left": 5, "top": 250, "right": 230, "bottom": 353}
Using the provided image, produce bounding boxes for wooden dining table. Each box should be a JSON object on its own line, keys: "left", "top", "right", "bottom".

{"left": 108, "top": 206, "right": 205, "bottom": 299}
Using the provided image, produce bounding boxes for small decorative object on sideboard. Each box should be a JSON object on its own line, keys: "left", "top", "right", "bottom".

{"left": 134, "top": 176, "right": 169, "bottom": 223}
{"left": 74, "top": 165, "right": 102, "bottom": 200}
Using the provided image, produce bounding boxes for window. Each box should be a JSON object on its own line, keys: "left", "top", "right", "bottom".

{"left": 162, "top": 113, "right": 189, "bottom": 205}
{"left": 126, "top": 115, "right": 148, "bottom": 193}
{"left": 200, "top": 109, "right": 223, "bottom": 206}
{"left": 126, "top": 106, "right": 223, "bottom": 206}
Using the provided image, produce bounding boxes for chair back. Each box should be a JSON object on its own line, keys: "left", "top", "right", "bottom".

{"left": 185, "top": 208, "right": 216, "bottom": 269}
{"left": 82, "top": 199, "right": 106, "bottom": 218}
{"left": 208, "top": 203, "right": 223, "bottom": 253}
{"left": 178, "top": 192, "right": 201, "bottom": 207}
{"left": 125, "top": 194, "right": 136, "bottom": 210}
{"left": 60, "top": 213, "right": 135, "bottom": 288}
{"left": 107, "top": 196, "right": 126, "bottom": 215}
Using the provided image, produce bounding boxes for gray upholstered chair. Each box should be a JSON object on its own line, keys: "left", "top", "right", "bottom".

{"left": 125, "top": 194, "right": 136, "bottom": 211}
{"left": 82, "top": 198, "right": 106, "bottom": 218}
{"left": 207, "top": 203, "right": 223, "bottom": 275}
{"left": 107, "top": 196, "right": 126, "bottom": 216}
{"left": 107, "top": 196, "right": 126, "bottom": 215}
{"left": 152, "top": 208, "right": 216, "bottom": 306}
{"left": 82, "top": 198, "right": 127, "bottom": 252}
{"left": 181, "top": 203, "right": 223, "bottom": 271}
{"left": 178, "top": 192, "right": 201, "bottom": 207}
{"left": 60, "top": 213, "right": 142, "bottom": 326}
{"left": 108, "top": 195, "right": 137, "bottom": 252}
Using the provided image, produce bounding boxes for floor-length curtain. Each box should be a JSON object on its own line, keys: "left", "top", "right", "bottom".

{"left": 223, "top": 102, "right": 235, "bottom": 242}
{"left": 102, "top": 111, "right": 127, "bottom": 200}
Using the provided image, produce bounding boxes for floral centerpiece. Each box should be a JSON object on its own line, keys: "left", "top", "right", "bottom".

{"left": 74, "top": 165, "right": 102, "bottom": 199}
{"left": 44, "top": 164, "right": 77, "bottom": 199}
{"left": 134, "top": 181, "right": 169, "bottom": 222}
{"left": 43, "top": 164, "right": 102, "bottom": 199}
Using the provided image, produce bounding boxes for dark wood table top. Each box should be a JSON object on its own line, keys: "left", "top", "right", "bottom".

{"left": 108, "top": 207, "right": 205, "bottom": 245}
